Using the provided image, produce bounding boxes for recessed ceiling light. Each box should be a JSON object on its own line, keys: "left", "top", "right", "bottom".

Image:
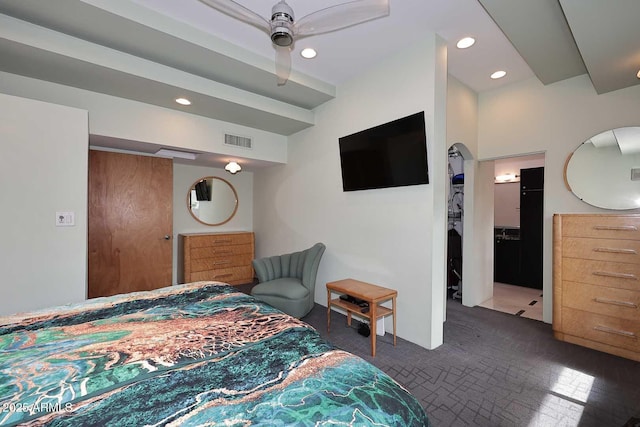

{"left": 491, "top": 70, "right": 507, "bottom": 79}
{"left": 456, "top": 37, "right": 475, "bottom": 49}
{"left": 175, "top": 97, "right": 191, "bottom": 105}
{"left": 300, "top": 48, "right": 317, "bottom": 59}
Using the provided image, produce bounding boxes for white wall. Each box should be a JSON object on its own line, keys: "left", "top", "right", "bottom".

{"left": 173, "top": 163, "right": 253, "bottom": 284}
{"left": 478, "top": 74, "right": 640, "bottom": 322}
{"left": 447, "top": 77, "right": 479, "bottom": 152}
{"left": 253, "top": 35, "right": 447, "bottom": 350}
{"left": 0, "top": 93, "right": 88, "bottom": 315}
{"left": 470, "top": 160, "right": 497, "bottom": 307}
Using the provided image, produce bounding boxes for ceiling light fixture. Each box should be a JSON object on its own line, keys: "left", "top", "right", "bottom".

{"left": 225, "top": 161, "right": 242, "bottom": 174}
{"left": 491, "top": 70, "right": 507, "bottom": 79}
{"left": 175, "top": 97, "right": 191, "bottom": 105}
{"left": 301, "top": 48, "right": 317, "bottom": 59}
{"left": 456, "top": 37, "right": 475, "bottom": 49}
{"left": 637, "top": 69, "right": 640, "bottom": 79}
{"left": 495, "top": 173, "right": 520, "bottom": 183}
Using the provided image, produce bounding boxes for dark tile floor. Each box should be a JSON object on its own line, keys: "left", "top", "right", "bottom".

{"left": 302, "top": 299, "right": 640, "bottom": 427}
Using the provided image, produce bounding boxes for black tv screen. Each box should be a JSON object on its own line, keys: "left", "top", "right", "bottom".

{"left": 194, "top": 180, "right": 211, "bottom": 201}
{"left": 339, "top": 112, "right": 429, "bottom": 191}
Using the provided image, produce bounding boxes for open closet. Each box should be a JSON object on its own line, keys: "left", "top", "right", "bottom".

{"left": 447, "top": 146, "right": 464, "bottom": 301}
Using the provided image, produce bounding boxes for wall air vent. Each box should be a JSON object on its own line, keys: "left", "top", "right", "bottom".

{"left": 224, "top": 133, "right": 252, "bottom": 149}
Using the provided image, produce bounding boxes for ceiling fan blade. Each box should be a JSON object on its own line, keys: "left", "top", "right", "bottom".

{"left": 275, "top": 46, "right": 292, "bottom": 86}
{"left": 294, "top": 0, "right": 389, "bottom": 38}
{"left": 198, "top": 0, "right": 270, "bottom": 35}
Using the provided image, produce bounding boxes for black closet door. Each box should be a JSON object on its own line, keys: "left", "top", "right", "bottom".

{"left": 519, "top": 167, "right": 543, "bottom": 289}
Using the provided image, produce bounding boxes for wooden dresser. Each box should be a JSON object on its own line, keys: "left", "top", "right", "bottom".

{"left": 180, "top": 232, "right": 254, "bottom": 285}
{"left": 553, "top": 214, "right": 640, "bottom": 361}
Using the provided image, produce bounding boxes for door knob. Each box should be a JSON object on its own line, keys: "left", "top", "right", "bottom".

{"left": 164, "top": 235, "right": 171, "bottom": 240}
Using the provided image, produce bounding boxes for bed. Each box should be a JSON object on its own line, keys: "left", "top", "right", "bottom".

{"left": 0, "top": 281, "right": 429, "bottom": 426}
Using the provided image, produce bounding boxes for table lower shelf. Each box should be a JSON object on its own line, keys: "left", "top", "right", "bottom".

{"left": 329, "top": 298, "right": 392, "bottom": 321}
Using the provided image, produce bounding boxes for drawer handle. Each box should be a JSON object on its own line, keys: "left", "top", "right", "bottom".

{"left": 592, "top": 271, "right": 638, "bottom": 280}
{"left": 593, "top": 247, "right": 637, "bottom": 255}
{"left": 213, "top": 260, "right": 232, "bottom": 266}
{"left": 593, "top": 225, "right": 638, "bottom": 232}
{"left": 593, "top": 297, "right": 638, "bottom": 309}
{"left": 214, "top": 239, "right": 233, "bottom": 244}
{"left": 214, "top": 273, "right": 233, "bottom": 279}
{"left": 593, "top": 325, "right": 637, "bottom": 339}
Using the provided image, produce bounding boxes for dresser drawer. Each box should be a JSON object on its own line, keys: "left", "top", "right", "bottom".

{"left": 188, "top": 266, "right": 254, "bottom": 285}
{"left": 189, "top": 254, "right": 253, "bottom": 273}
{"left": 562, "top": 307, "right": 640, "bottom": 353}
{"left": 190, "top": 245, "right": 253, "bottom": 259}
{"left": 184, "top": 232, "right": 254, "bottom": 248}
{"left": 563, "top": 237, "right": 640, "bottom": 263}
{"left": 563, "top": 280, "right": 640, "bottom": 319}
{"left": 562, "top": 258, "right": 640, "bottom": 291}
{"left": 561, "top": 215, "right": 640, "bottom": 240}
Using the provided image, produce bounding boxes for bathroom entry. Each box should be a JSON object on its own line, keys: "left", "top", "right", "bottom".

{"left": 493, "top": 155, "right": 544, "bottom": 290}
{"left": 484, "top": 154, "right": 545, "bottom": 321}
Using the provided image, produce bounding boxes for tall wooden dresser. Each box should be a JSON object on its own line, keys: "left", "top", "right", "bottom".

{"left": 180, "top": 232, "right": 254, "bottom": 285}
{"left": 553, "top": 214, "right": 640, "bottom": 361}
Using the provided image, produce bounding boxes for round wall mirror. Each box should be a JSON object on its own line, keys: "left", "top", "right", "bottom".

{"left": 187, "top": 176, "right": 238, "bottom": 225}
{"left": 565, "top": 126, "right": 640, "bottom": 210}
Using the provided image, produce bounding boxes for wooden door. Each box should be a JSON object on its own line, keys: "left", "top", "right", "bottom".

{"left": 88, "top": 150, "right": 173, "bottom": 298}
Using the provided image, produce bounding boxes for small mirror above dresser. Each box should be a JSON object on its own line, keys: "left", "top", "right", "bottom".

{"left": 187, "top": 176, "right": 238, "bottom": 226}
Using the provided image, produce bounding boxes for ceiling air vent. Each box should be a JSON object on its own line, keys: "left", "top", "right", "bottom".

{"left": 224, "top": 133, "right": 252, "bottom": 149}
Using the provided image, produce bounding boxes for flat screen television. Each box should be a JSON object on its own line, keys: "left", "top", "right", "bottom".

{"left": 339, "top": 111, "right": 429, "bottom": 191}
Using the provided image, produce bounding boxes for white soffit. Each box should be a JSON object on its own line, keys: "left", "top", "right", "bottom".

{"left": 478, "top": 0, "right": 586, "bottom": 85}
{"left": 559, "top": 0, "right": 640, "bottom": 94}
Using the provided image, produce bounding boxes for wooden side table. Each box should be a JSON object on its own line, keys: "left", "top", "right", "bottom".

{"left": 326, "top": 278, "right": 397, "bottom": 357}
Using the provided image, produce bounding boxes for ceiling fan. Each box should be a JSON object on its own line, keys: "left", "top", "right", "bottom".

{"left": 198, "top": 0, "right": 390, "bottom": 85}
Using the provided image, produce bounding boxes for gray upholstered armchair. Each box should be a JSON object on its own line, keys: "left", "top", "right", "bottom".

{"left": 251, "top": 243, "right": 326, "bottom": 318}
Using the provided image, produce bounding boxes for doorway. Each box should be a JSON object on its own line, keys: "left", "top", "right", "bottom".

{"left": 445, "top": 142, "right": 482, "bottom": 315}
{"left": 88, "top": 150, "right": 174, "bottom": 298}
{"left": 479, "top": 153, "right": 545, "bottom": 321}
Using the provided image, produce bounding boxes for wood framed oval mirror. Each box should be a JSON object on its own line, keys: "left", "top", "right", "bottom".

{"left": 564, "top": 126, "right": 640, "bottom": 210}
{"left": 187, "top": 176, "right": 238, "bottom": 225}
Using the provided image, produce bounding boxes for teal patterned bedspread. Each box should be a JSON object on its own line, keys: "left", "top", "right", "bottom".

{"left": 0, "top": 282, "right": 429, "bottom": 426}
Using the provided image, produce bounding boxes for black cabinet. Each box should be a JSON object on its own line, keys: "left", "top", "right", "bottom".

{"left": 494, "top": 236, "right": 521, "bottom": 284}
{"left": 520, "top": 166, "right": 544, "bottom": 191}
{"left": 519, "top": 167, "right": 543, "bottom": 289}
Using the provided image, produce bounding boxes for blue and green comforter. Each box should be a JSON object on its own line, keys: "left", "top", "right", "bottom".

{"left": 0, "top": 282, "right": 429, "bottom": 426}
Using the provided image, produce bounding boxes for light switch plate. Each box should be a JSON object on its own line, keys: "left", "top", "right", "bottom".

{"left": 56, "top": 211, "right": 75, "bottom": 226}
{"left": 631, "top": 168, "right": 640, "bottom": 181}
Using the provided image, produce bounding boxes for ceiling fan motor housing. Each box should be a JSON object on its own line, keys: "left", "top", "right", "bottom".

{"left": 271, "top": 1, "right": 294, "bottom": 46}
